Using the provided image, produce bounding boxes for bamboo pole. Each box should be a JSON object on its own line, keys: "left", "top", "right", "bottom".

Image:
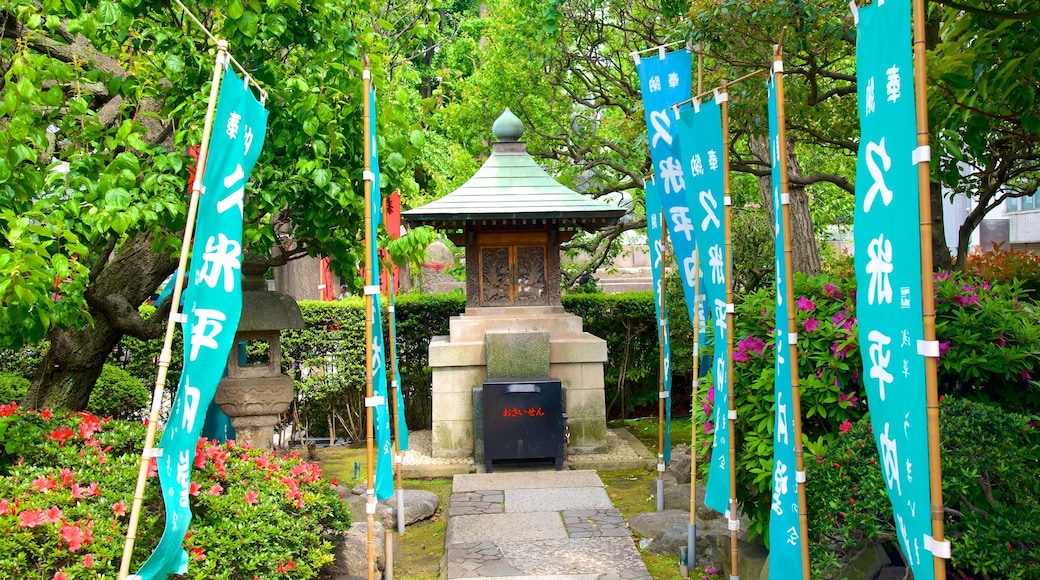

{"left": 362, "top": 65, "right": 377, "bottom": 580}
{"left": 117, "top": 40, "right": 228, "bottom": 579}
{"left": 387, "top": 266, "right": 405, "bottom": 535}
{"left": 688, "top": 244, "right": 700, "bottom": 574}
{"left": 719, "top": 79, "right": 740, "bottom": 579}
{"left": 687, "top": 48, "right": 704, "bottom": 575}
{"left": 772, "top": 46, "right": 811, "bottom": 579}
{"left": 911, "top": 0, "right": 947, "bottom": 576}
{"left": 657, "top": 212, "right": 669, "bottom": 512}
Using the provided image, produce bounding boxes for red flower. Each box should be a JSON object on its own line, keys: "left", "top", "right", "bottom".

{"left": 0, "top": 402, "right": 18, "bottom": 416}
{"left": 33, "top": 476, "right": 57, "bottom": 493}
{"left": 113, "top": 501, "right": 127, "bottom": 518}
{"left": 839, "top": 420, "right": 853, "bottom": 434}
{"left": 189, "top": 481, "right": 201, "bottom": 496}
{"left": 77, "top": 412, "right": 102, "bottom": 439}
{"left": 83, "top": 553, "right": 94, "bottom": 569}
{"left": 61, "top": 523, "right": 85, "bottom": 552}
{"left": 277, "top": 559, "right": 297, "bottom": 573}
{"left": 19, "top": 509, "right": 46, "bottom": 528}
{"left": 209, "top": 484, "right": 224, "bottom": 496}
{"left": 59, "top": 467, "right": 75, "bottom": 486}
{"left": 190, "top": 547, "right": 206, "bottom": 561}
{"left": 0, "top": 499, "right": 8, "bottom": 515}
{"left": 71, "top": 484, "right": 85, "bottom": 500}
{"left": 40, "top": 408, "right": 54, "bottom": 420}
{"left": 46, "top": 426, "right": 75, "bottom": 447}
{"left": 44, "top": 506, "right": 63, "bottom": 523}
{"left": 51, "top": 571, "right": 67, "bottom": 580}
{"left": 85, "top": 482, "right": 100, "bottom": 497}
{"left": 244, "top": 490, "right": 259, "bottom": 504}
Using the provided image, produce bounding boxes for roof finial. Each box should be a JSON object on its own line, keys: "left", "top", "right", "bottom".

{"left": 492, "top": 108, "right": 524, "bottom": 142}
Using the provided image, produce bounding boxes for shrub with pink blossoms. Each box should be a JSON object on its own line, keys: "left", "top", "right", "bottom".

{"left": 0, "top": 406, "right": 351, "bottom": 579}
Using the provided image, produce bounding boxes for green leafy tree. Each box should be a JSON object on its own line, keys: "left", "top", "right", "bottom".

{"left": 0, "top": 1, "right": 409, "bottom": 410}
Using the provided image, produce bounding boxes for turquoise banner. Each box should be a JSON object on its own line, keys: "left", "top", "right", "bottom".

{"left": 369, "top": 87, "right": 394, "bottom": 501}
{"left": 634, "top": 48, "right": 692, "bottom": 466}
{"left": 136, "top": 68, "right": 268, "bottom": 579}
{"left": 766, "top": 75, "right": 804, "bottom": 578}
{"left": 677, "top": 101, "right": 730, "bottom": 516}
{"left": 645, "top": 179, "right": 672, "bottom": 460}
{"left": 855, "top": 2, "right": 935, "bottom": 578}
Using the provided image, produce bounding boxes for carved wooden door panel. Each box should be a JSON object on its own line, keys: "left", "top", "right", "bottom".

{"left": 479, "top": 244, "right": 547, "bottom": 306}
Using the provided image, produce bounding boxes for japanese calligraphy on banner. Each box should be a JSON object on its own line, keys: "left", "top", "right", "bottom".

{"left": 766, "top": 75, "right": 804, "bottom": 578}
{"left": 677, "top": 100, "right": 730, "bottom": 515}
{"left": 634, "top": 49, "right": 701, "bottom": 340}
{"left": 136, "top": 68, "right": 268, "bottom": 580}
{"left": 854, "top": 2, "right": 934, "bottom": 578}
{"left": 645, "top": 179, "right": 672, "bottom": 461}
{"left": 369, "top": 87, "right": 394, "bottom": 501}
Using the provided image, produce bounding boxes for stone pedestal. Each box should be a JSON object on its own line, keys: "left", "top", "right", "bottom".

{"left": 429, "top": 306, "right": 608, "bottom": 458}
{"left": 214, "top": 374, "right": 294, "bottom": 449}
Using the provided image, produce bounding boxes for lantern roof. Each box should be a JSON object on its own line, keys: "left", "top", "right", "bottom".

{"left": 402, "top": 109, "right": 625, "bottom": 232}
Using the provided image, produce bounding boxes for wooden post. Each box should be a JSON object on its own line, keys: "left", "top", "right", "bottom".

{"left": 362, "top": 64, "right": 377, "bottom": 580}
{"left": 912, "top": 0, "right": 947, "bottom": 576}
{"left": 719, "top": 78, "right": 740, "bottom": 579}
{"left": 657, "top": 213, "right": 669, "bottom": 511}
{"left": 772, "top": 46, "right": 811, "bottom": 578}
{"left": 117, "top": 39, "right": 227, "bottom": 579}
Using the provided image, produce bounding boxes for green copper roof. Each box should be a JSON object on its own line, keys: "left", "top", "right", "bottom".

{"left": 403, "top": 110, "right": 625, "bottom": 232}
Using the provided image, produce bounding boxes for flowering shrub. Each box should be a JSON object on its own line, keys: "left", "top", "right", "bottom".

{"left": 0, "top": 404, "right": 351, "bottom": 579}
{"left": 806, "top": 398, "right": 1040, "bottom": 578}
{"left": 697, "top": 269, "right": 1040, "bottom": 541}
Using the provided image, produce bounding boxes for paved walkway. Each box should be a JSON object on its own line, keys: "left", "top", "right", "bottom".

{"left": 444, "top": 470, "right": 652, "bottom": 580}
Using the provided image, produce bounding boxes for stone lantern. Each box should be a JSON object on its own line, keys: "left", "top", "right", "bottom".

{"left": 403, "top": 109, "right": 626, "bottom": 461}
{"left": 214, "top": 271, "right": 304, "bottom": 450}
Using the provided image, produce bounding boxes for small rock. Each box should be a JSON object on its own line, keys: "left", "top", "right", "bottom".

{"left": 329, "top": 521, "right": 387, "bottom": 576}
{"left": 381, "top": 489, "right": 440, "bottom": 525}
{"left": 665, "top": 454, "right": 693, "bottom": 484}
{"left": 629, "top": 509, "right": 693, "bottom": 538}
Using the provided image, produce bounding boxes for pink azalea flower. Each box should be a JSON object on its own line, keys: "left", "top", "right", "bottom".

{"left": 59, "top": 468, "right": 75, "bottom": 486}
{"left": 839, "top": 392, "right": 859, "bottom": 408}
{"left": 733, "top": 350, "right": 749, "bottom": 363}
{"left": 19, "top": 509, "right": 46, "bottom": 528}
{"left": 244, "top": 490, "right": 259, "bottom": 504}
{"left": 33, "top": 476, "right": 57, "bottom": 493}
{"left": 189, "top": 481, "right": 201, "bottom": 496}
{"left": 40, "top": 408, "right": 54, "bottom": 420}
{"left": 0, "top": 499, "right": 8, "bottom": 515}
{"left": 52, "top": 571, "right": 67, "bottom": 580}
{"left": 796, "top": 295, "right": 816, "bottom": 311}
{"left": 46, "top": 426, "right": 75, "bottom": 447}
{"left": 824, "top": 283, "right": 843, "bottom": 299}
{"left": 703, "top": 421, "right": 714, "bottom": 434}
{"left": 209, "top": 484, "right": 224, "bottom": 496}
{"left": 802, "top": 316, "right": 820, "bottom": 332}
{"left": 113, "top": 501, "right": 127, "bottom": 518}
{"left": 83, "top": 554, "right": 94, "bottom": 569}
{"left": 996, "top": 333, "right": 1006, "bottom": 347}
{"left": 61, "top": 523, "right": 86, "bottom": 552}
{"left": 938, "top": 342, "right": 950, "bottom": 357}
{"left": 44, "top": 506, "right": 63, "bottom": 523}
{"left": 839, "top": 420, "right": 853, "bottom": 434}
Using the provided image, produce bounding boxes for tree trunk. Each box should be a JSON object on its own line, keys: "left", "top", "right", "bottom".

{"left": 24, "top": 231, "right": 177, "bottom": 410}
{"left": 750, "top": 136, "right": 822, "bottom": 276}
{"left": 930, "top": 181, "right": 953, "bottom": 271}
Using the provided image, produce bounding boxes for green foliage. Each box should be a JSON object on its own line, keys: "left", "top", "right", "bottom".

{"left": 0, "top": 405, "right": 351, "bottom": 579}
{"left": 932, "top": 271, "right": 1040, "bottom": 414}
{"left": 563, "top": 293, "right": 662, "bottom": 417}
{"left": 85, "top": 365, "right": 149, "bottom": 421}
{"left": 703, "top": 269, "right": 1040, "bottom": 542}
{"left": 807, "top": 398, "right": 1040, "bottom": 578}
{"left": 0, "top": 372, "right": 29, "bottom": 405}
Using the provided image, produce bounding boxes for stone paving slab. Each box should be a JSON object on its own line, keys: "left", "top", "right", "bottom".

{"left": 504, "top": 487, "right": 613, "bottom": 513}
{"left": 445, "top": 470, "right": 652, "bottom": 579}
{"left": 447, "top": 511, "right": 568, "bottom": 544}
{"left": 452, "top": 470, "right": 604, "bottom": 493}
